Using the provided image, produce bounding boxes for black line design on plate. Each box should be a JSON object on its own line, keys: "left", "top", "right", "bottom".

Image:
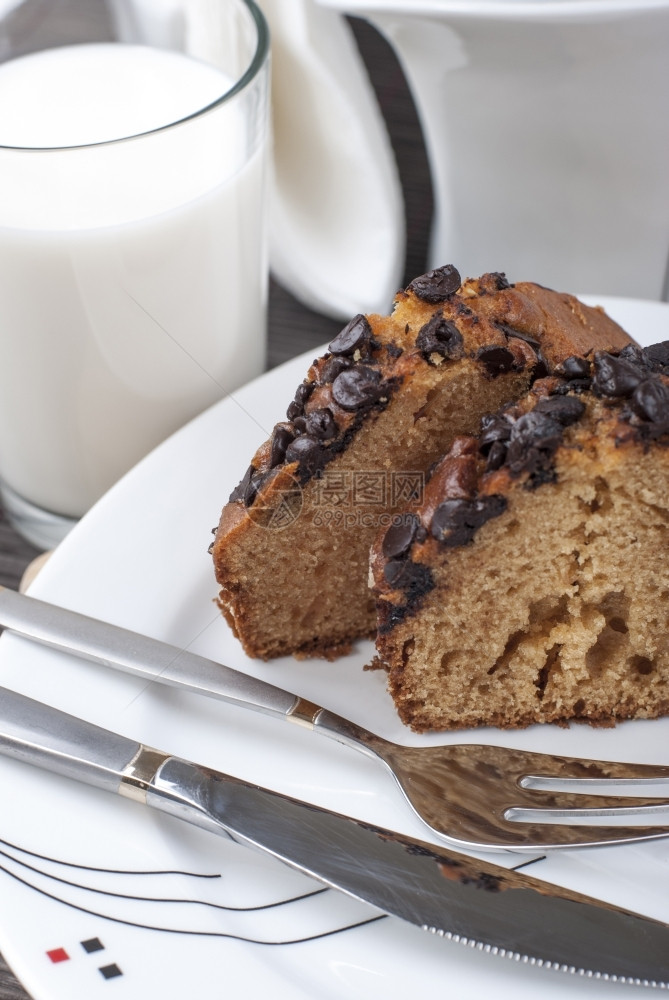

{"left": 0, "top": 833, "right": 219, "bottom": 878}
{"left": 0, "top": 857, "right": 387, "bottom": 944}
{"left": 510, "top": 856, "right": 547, "bottom": 871}
{"left": 0, "top": 841, "right": 328, "bottom": 913}
{"left": 0, "top": 842, "right": 328, "bottom": 912}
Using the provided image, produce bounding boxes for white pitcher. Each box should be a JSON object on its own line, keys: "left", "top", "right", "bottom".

{"left": 320, "top": 0, "right": 669, "bottom": 300}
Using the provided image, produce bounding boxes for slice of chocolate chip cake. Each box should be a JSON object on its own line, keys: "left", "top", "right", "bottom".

{"left": 212, "top": 266, "right": 632, "bottom": 660}
{"left": 371, "top": 344, "right": 669, "bottom": 732}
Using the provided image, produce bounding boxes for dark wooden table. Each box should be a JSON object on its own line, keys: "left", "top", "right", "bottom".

{"left": 0, "top": 16, "right": 431, "bottom": 998}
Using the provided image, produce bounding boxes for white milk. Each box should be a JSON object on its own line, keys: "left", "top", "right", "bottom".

{"left": 0, "top": 43, "right": 267, "bottom": 518}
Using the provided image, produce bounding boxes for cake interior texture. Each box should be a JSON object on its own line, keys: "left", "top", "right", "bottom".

{"left": 384, "top": 446, "right": 668, "bottom": 731}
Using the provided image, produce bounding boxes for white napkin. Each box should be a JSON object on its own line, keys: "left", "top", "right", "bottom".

{"left": 110, "top": 0, "right": 406, "bottom": 320}
{"left": 259, "top": 0, "right": 405, "bottom": 318}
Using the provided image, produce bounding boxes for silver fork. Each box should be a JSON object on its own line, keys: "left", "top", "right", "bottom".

{"left": 1, "top": 585, "right": 668, "bottom": 852}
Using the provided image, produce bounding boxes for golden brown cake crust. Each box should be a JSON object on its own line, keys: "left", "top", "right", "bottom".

{"left": 371, "top": 342, "right": 669, "bottom": 732}
{"left": 212, "top": 266, "right": 633, "bottom": 661}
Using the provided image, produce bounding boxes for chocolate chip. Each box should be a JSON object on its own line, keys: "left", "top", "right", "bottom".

{"left": 407, "top": 264, "right": 461, "bottom": 303}
{"left": 479, "top": 413, "right": 513, "bottom": 453}
{"left": 384, "top": 559, "right": 406, "bottom": 587}
{"left": 643, "top": 341, "right": 669, "bottom": 372}
{"left": 382, "top": 513, "right": 421, "bottom": 560}
{"left": 286, "top": 381, "right": 315, "bottom": 420}
{"left": 631, "top": 379, "right": 669, "bottom": 423}
{"left": 269, "top": 423, "right": 294, "bottom": 467}
{"left": 532, "top": 352, "right": 551, "bottom": 380}
{"left": 383, "top": 558, "right": 433, "bottom": 595}
{"left": 386, "top": 342, "right": 404, "bottom": 359}
{"left": 304, "top": 407, "right": 337, "bottom": 440}
{"left": 558, "top": 356, "right": 591, "bottom": 379}
{"left": 505, "top": 411, "right": 563, "bottom": 480}
{"left": 477, "top": 344, "right": 516, "bottom": 376}
{"left": 228, "top": 463, "right": 255, "bottom": 503}
{"left": 553, "top": 377, "right": 593, "bottom": 396}
{"left": 509, "top": 410, "right": 562, "bottom": 447}
{"left": 485, "top": 440, "right": 507, "bottom": 471}
{"left": 377, "top": 555, "right": 435, "bottom": 626}
{"left": 554, "top": 358, "right": 592, "bottom": 393}
{"left": 331, "top": 365, "right": 384, "bottom": 410}
{"left": 328, "top": 314, "right": 373, "bottom": 357}
{"left": 534, "top": 395, "right": 586, "bottom": 426}
{"left": 320, "top": 355, "right": 351, "bottom": 384}
{"left": 431, "top": 495, "right": 507, "bottom": 547}
{"left": 296, "top": 382, "right": 314, "bottom": 405}
{"left": 284, "top": 434, "right": 326, "bottom": 477}
{"left": 229, "top": 465, "right": 271, "bottom": 507}
{"left": 415, "top": 312, "right": 464, "bottom": 362}
{"left": 592, "top": 352, "right": 645, "bottom": 398}
{"left": 619, "top": 344, "right": 650, "bottom": 369}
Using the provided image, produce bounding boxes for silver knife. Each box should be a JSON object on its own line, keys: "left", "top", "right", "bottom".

{"left": 0, "top": 685, "right": 667, "bottom": 986}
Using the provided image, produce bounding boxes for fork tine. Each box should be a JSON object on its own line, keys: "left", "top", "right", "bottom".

{"left": 506, "top": 784, "right": 669, "bottom": 814}
{"left": 491, "top": 820, "right": 669, "bottom": 851}
{"left": 512, "top": 748, "right": 669, "bottom": 783}
{"left": 505, "top": 787, "right": 669, "bottom": 819}
{"left": 442, "top": 799, "right": 669, "bottom": 851}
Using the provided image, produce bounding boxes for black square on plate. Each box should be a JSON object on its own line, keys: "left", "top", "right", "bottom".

{"left": 81, "top": 937, "right": 104, "bottom": 954}
{"left": 99, "top": 963, "right": 123, "bottom": 980}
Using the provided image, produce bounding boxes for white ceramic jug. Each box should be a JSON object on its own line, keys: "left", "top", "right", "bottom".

{"left": 320, "top": 0, "right": 669, "bottom": 300}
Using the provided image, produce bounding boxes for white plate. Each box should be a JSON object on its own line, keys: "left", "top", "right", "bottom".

{"left": 0, "top": 296, "right": 668, "bottom": 1000}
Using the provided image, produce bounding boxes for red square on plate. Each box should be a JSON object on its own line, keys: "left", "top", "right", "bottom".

{"left": 46, "top": 948, "right": 69, "bottom": 964}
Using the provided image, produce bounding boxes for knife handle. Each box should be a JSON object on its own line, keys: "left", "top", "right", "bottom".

{"left": 0, "top": 586, "right": 297, "bottom": 719}
{"left": 0, "top": 685, "right": 157, "bottom": 794}
{"left": 0, "top": 686, "right": 241, "bottom": 836}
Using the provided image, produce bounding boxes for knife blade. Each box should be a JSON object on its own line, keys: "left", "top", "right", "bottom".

{"left": 0, "top": 685, "right": 667, "bottom": 985}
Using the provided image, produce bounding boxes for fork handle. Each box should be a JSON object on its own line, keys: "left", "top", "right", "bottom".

{"left": 0, "top": 587, "right": 298, "bottom": 720}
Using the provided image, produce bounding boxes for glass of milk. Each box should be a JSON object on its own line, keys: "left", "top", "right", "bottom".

{"left": 0, "top": 0, "right": 270, "bottom": 549}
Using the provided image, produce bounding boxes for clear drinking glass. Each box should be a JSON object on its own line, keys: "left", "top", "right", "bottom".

{"left": 0, "top": 0, "right": 270, "bottom": 549}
